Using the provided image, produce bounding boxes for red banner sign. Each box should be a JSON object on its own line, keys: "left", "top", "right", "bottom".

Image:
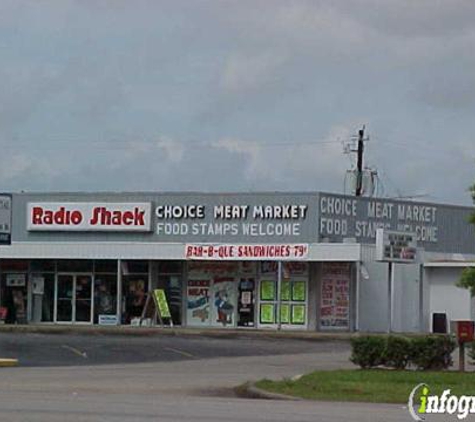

{"left": 185, "top": 243, "right": 309, "bottom": 260}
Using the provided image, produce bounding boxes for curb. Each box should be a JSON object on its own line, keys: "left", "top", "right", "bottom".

{"left": 0, "top": 324, "right": 356, "bottom": 341}
{"left": 0, "top": 358, "right": 18, "bottom": 368}
{"left": 236, "top": 382, "right": 303, "bottom": 401}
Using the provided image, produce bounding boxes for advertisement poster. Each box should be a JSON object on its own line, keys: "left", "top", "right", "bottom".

{"left": 280, "top": 304, "right": 290, "bottom": 324}
{"left": 187, "top": 280, "right": 211, "bottom": 325}
{"left": 188, "top": 261, "right": 239, "bottom": 276}
{"left": 281, "top": 280, "right": 291, "bottom": 301}
{"left": 6, "top": 274, "right": 26, "bottom": 287}
{"left": 32, "top": 276, "right": 45, "bottom": 295}
{"left": 260, "top": 280, "right": 275, "bottom": 301}
{"left": 260, "top": 262, "right": 278, "bottom": 274}
{"left": 292, "top": 281, "right": 306, "bottom": 302}
{"left": 283, "top": 262, "right": 308, "bottom": 277}
{"left": 320, "top": 263, "right": 351, "bottom": 329}
{"left": 260, "top": 304, "right": 275, "bottom": 324}
{"left": 291, "top": 304, "right": 306, "bottom": 325}
{"left": 211, "top": 278, "right": 236, "bottom": 327}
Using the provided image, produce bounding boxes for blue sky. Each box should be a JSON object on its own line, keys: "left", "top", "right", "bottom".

{"left": 1, "top": 0, "right": 474, "bottom": 205}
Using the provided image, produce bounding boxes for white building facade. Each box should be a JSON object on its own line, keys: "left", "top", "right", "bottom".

{"left": 0, "top": 191, "right": 473, "bottom": 333}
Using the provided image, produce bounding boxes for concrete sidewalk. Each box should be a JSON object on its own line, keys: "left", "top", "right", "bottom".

{"left": 0, "top": 323, "right": 358, "bottom": 341}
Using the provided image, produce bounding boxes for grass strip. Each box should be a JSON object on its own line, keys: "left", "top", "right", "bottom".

{"left": 255, "top": 370, "right": 475, "bottom": 403}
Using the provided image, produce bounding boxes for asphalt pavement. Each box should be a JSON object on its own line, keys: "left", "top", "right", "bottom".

{"left": 0, "top": 331, "right": 457, "bottom": 421}
{"left": 0, "top": 331, "right": 349, "bottom": 366}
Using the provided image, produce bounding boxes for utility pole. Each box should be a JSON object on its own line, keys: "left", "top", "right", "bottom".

{"left": 342, "top": 125, "right": 374, "bottom": 197}
{"left": 355, "top": 125, "right": 365, "bottom": 197}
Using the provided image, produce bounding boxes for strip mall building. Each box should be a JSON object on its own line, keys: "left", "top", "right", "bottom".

{"left": 0, "top": 191, "right": 473, "bottom": 332}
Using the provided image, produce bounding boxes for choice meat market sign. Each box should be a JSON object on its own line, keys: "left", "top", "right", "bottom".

{"left": 27, "top": 203, "right": 152, "bottom": 232}
{"left": 318, "top": 193, "right": 475, "bottom": 253}
{"left": 154, "top": 202, "right": 311, "bottom": 242}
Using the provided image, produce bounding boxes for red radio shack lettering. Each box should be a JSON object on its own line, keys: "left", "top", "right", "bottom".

{"left": 32, "top": 207, "right": 83, "bottom": 225}
{"left": 89, "top": 207, "right": 146, "bottom": 226}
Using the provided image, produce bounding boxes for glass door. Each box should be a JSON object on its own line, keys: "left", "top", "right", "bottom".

{"left": 56, "top": 274, "right": 93, "bottom": 324}
{"left": 57, "top": 275, "right": 73, "bottom": 322}
{"left": 75, "top": 275, "right": 93, "bottom": 323}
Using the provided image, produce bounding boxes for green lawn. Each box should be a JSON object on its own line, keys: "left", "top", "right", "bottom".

{"left": 255, "top": 370, "right": 475, "bottom": 403}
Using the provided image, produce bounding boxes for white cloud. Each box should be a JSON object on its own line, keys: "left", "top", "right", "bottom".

{"left": 0, "top": 151, "right": 63, "bottom": 185}
{"left": 155, "top": 137, "right": 184, "bottom": 163}
{"left": 220, "top": 52, "right": 288, "bottom": 94}
{"left": 212, "top": 137, "right": 261, "bottom": 178}
{"left": 0, "top": 1, "right": 473, "bottom": 204}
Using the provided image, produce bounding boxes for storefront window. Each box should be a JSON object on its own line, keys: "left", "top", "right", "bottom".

{"left": 258, "top": 262, "right": 308, "bottom": 327}
{"left": 320, "top": 263, "right": 351, "bottom": 330}
{"left": 122, "top": 261, "right": 149, "bottom": 325}
{"left": 94, "top": 274, "right": 117, "bottom": 324}
{"left": 30, "top": 273, "right": 55, "bottom": 323}
{"left": 158, "top": 261, "right": 183, "bottom": 326}
{"left": 122, "top": 260, "right": 148, "bottom": 274}
{"left": 0, "top": 273, "right": 28, "bottom": 324}
{"left": 0, "top": 260, "right": 29, "bottom": 272}
{"left": 57, "top": 260, "right": 93, "bottom": 273}
{"left": 158, "top": 261, "right": 182, "bottom": 274}
{"left": 94, "top": 260, "right": 117, "bottom": 274}
{"left": 30, "top": 260, "right": 56, "bottom": 272}
{"left": 186, "top": 262, "right": 240, "bottom": 328}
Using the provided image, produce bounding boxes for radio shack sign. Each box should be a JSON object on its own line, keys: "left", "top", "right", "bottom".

{"left": 27, "top": 203, "right": 152, "bottom": 232}
{"left": 376, "top": 229, "right": 417, "bottom": 263}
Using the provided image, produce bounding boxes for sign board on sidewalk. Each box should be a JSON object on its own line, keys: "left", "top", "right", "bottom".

{"left": 153, "top": 289, "right": 172, "bottom": 319}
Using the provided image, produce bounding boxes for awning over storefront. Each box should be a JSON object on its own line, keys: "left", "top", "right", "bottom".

{"left": 0, "top": 242, "right": 361, "bottom": 262}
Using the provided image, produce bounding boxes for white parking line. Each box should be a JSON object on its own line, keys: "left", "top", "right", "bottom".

{"left": 61, "top": 345, "right": 88, "bottom": 358}
{"left": 163, "top": 346, "right": 195, "bottom": 359}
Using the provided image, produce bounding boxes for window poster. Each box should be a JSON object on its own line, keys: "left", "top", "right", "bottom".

{"left": 291, "top": 304, "right": 306, "bottom": 325}
{"left": 211, "top": 278, "right": 236, "bottom": 327}
{"left": 281, "top": 280, "right": 291, "bottom": 301}
{"left": 283, "top": 262, "right": 308, "bottom": 277}
{"left": 260, "top": 304, "right": 275, "bottom": 324}
{"left": 320, "top": 263, "right": 351, "bottom": 329}
{"left": 187, "top": 279, "right": 211, "bottom": 325}
{"left": 292, "top": 281, "right": 306, "bottom": 302}
{"left": 260, "top": 261, "right": 278, "bottom": 274}
{"left": 260, "top": 280, "right": 275, "bottom": 301}
{"left": 188, "top": 262, "right": 239, "bottom": 276}
{"left": 280, "top": 304, "right": 290, "bottom": 324}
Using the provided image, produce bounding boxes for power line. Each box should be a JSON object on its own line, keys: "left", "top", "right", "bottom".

{"left": 0, "top": 137, "right": 344, "bottom": 151}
